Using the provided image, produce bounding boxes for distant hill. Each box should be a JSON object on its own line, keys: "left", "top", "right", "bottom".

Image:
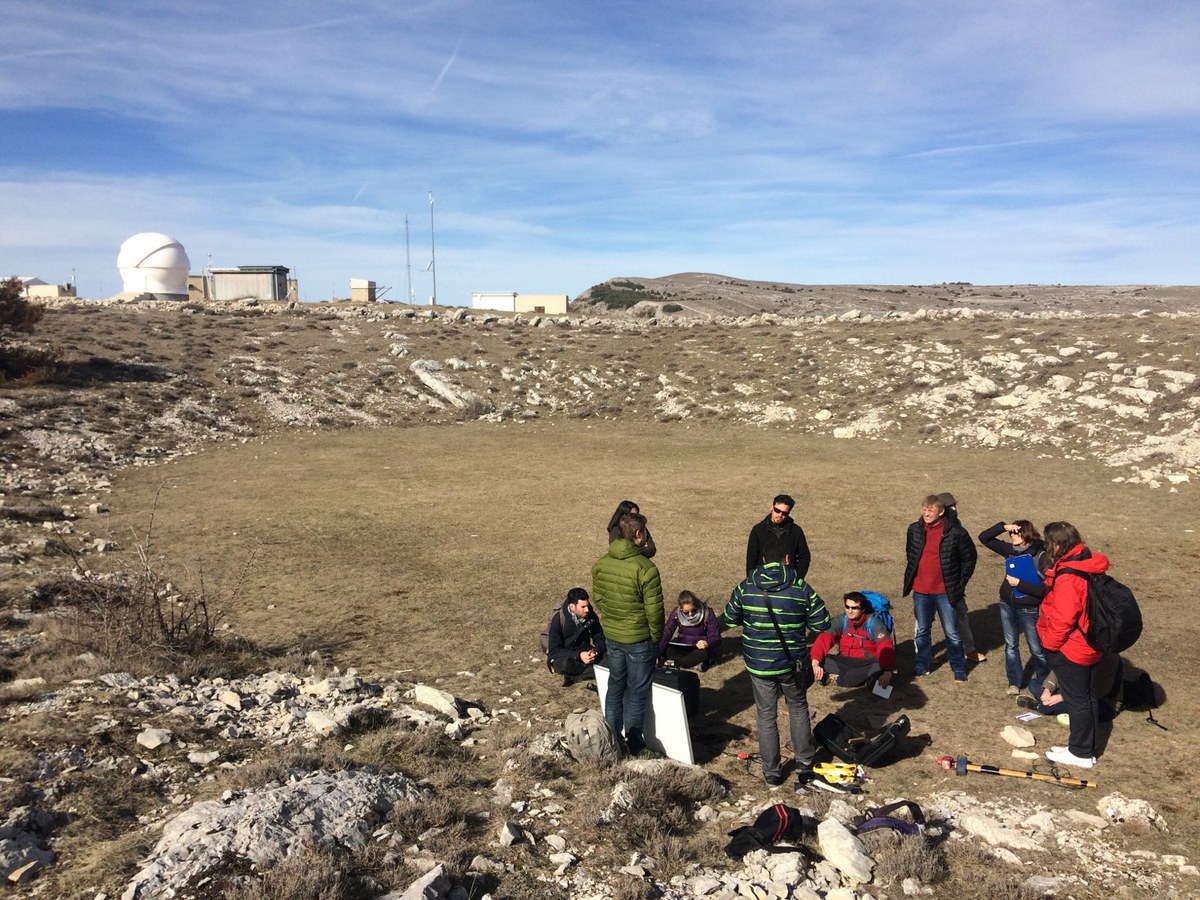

{"left": 572, "top": 274, "right": 1200, "bottom": 318}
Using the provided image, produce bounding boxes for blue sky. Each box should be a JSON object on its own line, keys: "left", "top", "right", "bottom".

{"left": 3, "top": 1, "right": 1198, "bottom": 303}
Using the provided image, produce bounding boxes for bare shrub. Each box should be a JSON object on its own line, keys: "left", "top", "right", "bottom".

{"left": 34, "top": 503, "right": 258, "bottom": 674}
{"left": 220, "top": 841, "right": 355, "bottom": 900}
{"left": 602, "top": 766, "right": 728, "bottom": 879}
{"left": 940, "top": 841, "right": 1039, "bottom": 898}
{"left": 869, "top": 832, "right": 947, "bottom": 886}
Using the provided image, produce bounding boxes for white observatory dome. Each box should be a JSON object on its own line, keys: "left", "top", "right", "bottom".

{"left": 117, "top": 232, "right": 190, "bottom": 297}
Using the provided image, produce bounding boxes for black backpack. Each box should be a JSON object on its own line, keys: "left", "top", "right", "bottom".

{"left": 1060, "top": 568, "right": 1142, "bottom": 653}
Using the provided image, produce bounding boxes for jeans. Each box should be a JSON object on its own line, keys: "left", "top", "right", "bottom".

{"left": 750, "top": 671, "right": 815, "bottom": 780}
{"left": 1000, "top": 603, "right": 1050, "bottom": 693}
{"left": 913, "top": 592, "right": 966, "bottom": 680}
{"left": 604, "top": 639, "right": 657, "bottom": 754}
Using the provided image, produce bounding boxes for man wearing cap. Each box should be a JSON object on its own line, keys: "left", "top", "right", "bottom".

{"left": 937, "top": 492, "right": 985, "bottom": 663}
{"left": 902, "top": 494, "right": 977, "bottom": 683}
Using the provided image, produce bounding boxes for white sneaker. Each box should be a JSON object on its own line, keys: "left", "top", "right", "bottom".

{"left": 1050, "top": 746, "right": 1068, "bottom": 753}
{"left": 1045, "top": 748, "right": 1096, "bottom": 769}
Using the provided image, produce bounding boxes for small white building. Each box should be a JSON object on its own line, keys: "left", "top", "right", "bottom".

{"left": 19, "top": 277, "right": 76, "bottom": 299}
{"left": 470, "top": 292, "right": 568, "bottom": 315}
{"left": 471, "top": 291, "right": 517, "bottom": 311}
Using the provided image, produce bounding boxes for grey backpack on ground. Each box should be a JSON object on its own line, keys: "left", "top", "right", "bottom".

{"left": 563, "top": 708, "right": 623, "bottom": 761}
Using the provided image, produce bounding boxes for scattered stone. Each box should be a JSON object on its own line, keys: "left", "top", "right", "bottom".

{"left": 136, "top": 728, "right": 172, "bottom": 750}
{"left": 1001, "top": 725, "right": 1036, "bottom": 748}
{"left": 1097, "top": 793, "right": 1167, "bottom": 832}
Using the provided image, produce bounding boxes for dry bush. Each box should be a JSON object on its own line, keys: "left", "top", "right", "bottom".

{"left": 601, "top": 765, "right": 729, "bottom": 879}
{"left": 219, "top": 745, "right": 359, "bottom": 792}
{"left": 940, "top": 841, "right": 1040, "bottom": 898}
{"left": 220, "top": 842, "right": 359, "bottom": 900}
{"left": 867, "top": 831, "right": 948, "bottom": 886}
{"left": 30, "top": 502, "right": 262, "bottom": 675}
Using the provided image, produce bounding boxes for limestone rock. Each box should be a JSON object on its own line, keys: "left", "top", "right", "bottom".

{"left": 136, "top": 728, "right": 172, "bottom": 750}
{"left": 1001, "top": 725, "right": 1036, "bottom": 748}
{"left": 121, "top": 769, "right": 426, "bottom": 899}
{"left": 817, "top": 818, "right": 873, "bottom": 885}
{"left": 958, "top": 813, "right": 1045, "bottom": 851}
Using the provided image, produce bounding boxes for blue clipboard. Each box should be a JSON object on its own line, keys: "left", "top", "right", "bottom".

{"left": 1006, "top": 554, "right": 1040, "bottom": 598}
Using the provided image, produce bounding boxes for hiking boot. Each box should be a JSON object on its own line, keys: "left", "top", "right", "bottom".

{"left": 795, "top": 770, "right": 847, "bottom": 795}
{"left": 561, "top": 675, "right": 574, "bottom": 687}
{"left": 584, "top": 683, "right": 598, "bottom": 693}
{"left": 1006, "top": 685, "right": 1020, "bottom": 696}
{"left": 635, "top": 747, "right": 665, "bottom": 760}
{"left": 1045, "top": 748, "right": 1096, "bottom": 769}
{"left": 765, "top": 774, "right": 785, "bottom": 788}
{"left": 1016, "top": 695, "right": 1039, "bottom": 711}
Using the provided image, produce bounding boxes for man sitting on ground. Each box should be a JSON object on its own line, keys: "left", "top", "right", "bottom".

{"left": 547, "top": 588, "right": 607, "bottom": 686}
{"left": 810, "top": 592, "right": 896, "bottom": 689}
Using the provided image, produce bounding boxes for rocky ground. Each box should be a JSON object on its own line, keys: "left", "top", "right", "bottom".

{"left": 1, "top": 284, "right": 1198, "bottom": 898}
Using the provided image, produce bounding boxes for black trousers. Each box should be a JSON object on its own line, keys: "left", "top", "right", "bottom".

{"left": 1047, "top": 650, "right": 1099, "bottom": 758}
{"left": 551, "top": 656, "right": 596, "bottom": 679}
{"left": 662, "top": 644, "right": 716, "bottom": 669}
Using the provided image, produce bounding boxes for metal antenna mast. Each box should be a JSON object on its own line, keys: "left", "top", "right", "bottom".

{"left": 405, "top": 215, "right": 413, "bottom": 304}
{"left": 428, "top": 191, "right": 438, "bottom": 305}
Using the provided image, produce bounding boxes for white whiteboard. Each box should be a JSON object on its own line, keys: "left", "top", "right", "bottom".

{"left": 594, "top": 665, "right": 695, "bottom": 765}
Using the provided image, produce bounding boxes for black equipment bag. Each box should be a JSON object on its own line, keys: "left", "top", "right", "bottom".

{"left": 814, "top": 713, "right": 910, "bottom": 766}
{"left": 652, "top": 666, "right": 700, "bottom": 719}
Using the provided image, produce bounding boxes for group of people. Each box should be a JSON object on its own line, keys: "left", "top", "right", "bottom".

{"left": 545, "top": 491, "right": 1115, "bottom": 785}
{"left": 902, "top": 493, "right": 1110, "bottom": 769}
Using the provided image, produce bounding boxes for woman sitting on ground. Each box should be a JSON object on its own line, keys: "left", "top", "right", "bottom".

{"left": 606, "top": 500, "right": 656, "bottom": 557}
{"left": 659, "top": 590, "right": 721, "bottom": 670}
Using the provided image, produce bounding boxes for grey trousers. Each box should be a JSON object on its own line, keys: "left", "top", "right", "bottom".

{"left": 750, "top": 670, "right": 815, "bottom": 780}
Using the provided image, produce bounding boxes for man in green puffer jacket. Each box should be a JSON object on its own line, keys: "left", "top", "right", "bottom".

{"left": 592, "top": 512, "right": 665, "bottom": 756}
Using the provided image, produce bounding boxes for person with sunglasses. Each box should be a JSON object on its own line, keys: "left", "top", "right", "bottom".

{"left": 810, "top": 592, "right": 896, "bottom": 689}
{"left": 746, "top": 494, "right": 811, "bottom": 578}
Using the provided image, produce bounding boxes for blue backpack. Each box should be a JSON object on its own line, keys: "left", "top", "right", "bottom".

{"left": 844, "top": 591, "right": 894, "bottom": 637}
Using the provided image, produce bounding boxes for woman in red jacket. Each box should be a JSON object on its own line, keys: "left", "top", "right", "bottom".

{"left": 1036, "top": 522, "right": 1109, "bottom": 769}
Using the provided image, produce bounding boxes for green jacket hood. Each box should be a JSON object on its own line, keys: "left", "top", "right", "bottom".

{"left": 606, "top": 538, "right": 643, "bottom": 560}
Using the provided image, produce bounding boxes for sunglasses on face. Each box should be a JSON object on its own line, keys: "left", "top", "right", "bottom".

{"left": 772, "top": 507, "right": 788, "bottom": 515}
{"left": 844, "top": 603, "right": 861, "bottom": 610}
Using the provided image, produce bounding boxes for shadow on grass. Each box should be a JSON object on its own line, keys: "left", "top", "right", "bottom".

{"left": 66, "top": 356, "right": 174, "bottom": 385}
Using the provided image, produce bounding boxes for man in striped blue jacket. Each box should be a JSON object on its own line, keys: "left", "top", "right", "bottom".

{"left": 723, "top": 553, "right": 832, "bottom": 791}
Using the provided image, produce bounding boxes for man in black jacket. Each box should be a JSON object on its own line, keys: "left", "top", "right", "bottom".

{"left": 902, "top": 494, "right": 977, "bottom": 682}
{"left": 746, "top": 494, "right": 811, "bottom": 578}
{"left": 546, "top": 588, "right": 607, "bottom": 686}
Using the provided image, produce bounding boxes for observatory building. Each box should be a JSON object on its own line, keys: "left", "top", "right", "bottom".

{"left": 117, "top": 232, "right": 190, "bottom": 300}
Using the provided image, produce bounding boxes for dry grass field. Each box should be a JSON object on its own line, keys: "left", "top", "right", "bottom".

{"left": 2, "top": 290, "right": 1199, "bottom": 897}
{"left": 102, "top": 420, "right": 1198, "bottom": 802}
